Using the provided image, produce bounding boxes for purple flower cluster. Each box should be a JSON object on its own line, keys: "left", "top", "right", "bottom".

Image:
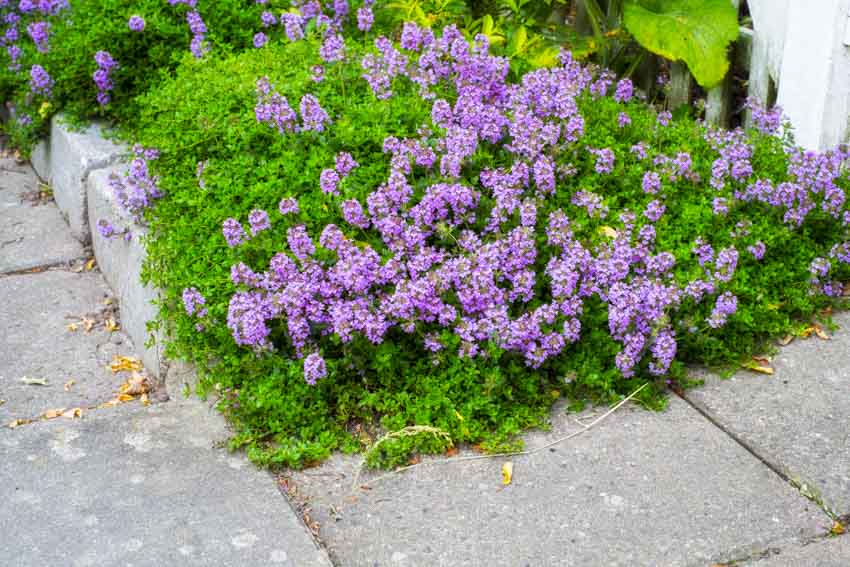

{"left": 93, "top": 50, "right": 117, "bottom": 106}
{"left": 217, "top": 28, "right": 768, "bottom": 385}
{"left": 254, "top": 77, "right": 330, "bottom": 134}
{"left": 185, "top": 10, "right": 208, "bottom": 58}
{"left": 29, "top": 63, "right": 51, "bottom": 96}
{"left": 108, "top": 144, "right": 163, "bottom": 222}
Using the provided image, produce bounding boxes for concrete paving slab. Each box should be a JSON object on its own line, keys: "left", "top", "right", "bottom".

{"left": 0, "top": 399, "right": 332, "bottom": 567}
{"left": 684, "top": 311, "right": 850, "bottom": 518}
{"left": 287, "top": 396, "right": 830, "bottom": 567}
{"left": 0, "top": 270, "right": 134, "bottom": 421}
{"left": 741, "top": 535, "right": 850, "bottom": 566}
{"left": 0, "top": 171, "right": 85, "bottom": 273}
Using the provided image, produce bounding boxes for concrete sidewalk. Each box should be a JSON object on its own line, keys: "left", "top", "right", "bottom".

{"left": 0, "top": 155, "right": 332, "bottom": 566}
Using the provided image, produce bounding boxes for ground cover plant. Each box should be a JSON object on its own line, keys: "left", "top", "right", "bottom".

{"left": 111, "top": 16, "right": 850, "bottom": 468}
{"left": 0, "top": 0, "right": 272, "bottom": 150}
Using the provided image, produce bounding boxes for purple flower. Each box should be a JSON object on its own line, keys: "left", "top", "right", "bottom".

{"left": 303, "top": 352, "right": 327, "bottom": 384}
{"left": 712, "top": 197, "right": 729, "bottom": 216}
{"left": 357, "top": 6, "right": 373, "bottom": 31}
{"left": 613, "top": 78, "right": 633, "bottom": 103}
{"left": 299, "top": 94, "right": 330, "bottom": 132}
{"left": 26, "top": 21, "right": 49, "bottom": 52}
{"left": 29, "top": 64, "right": 53, "bottom": 97}
{"left": 279, "top": 197, "right": 299, "bottom": 215}
{"left": 642, "top": 171, "right": 661, "bottom": 194}
{"left": 310, "top": 64, "right": 324, "bottom": 82}
{"left": 320, "top": 168, "right": 340, "bottom": 195}
{"left": 617, "top": 112, "right": 631, "bottom": 128}
{"left": 223, "top": 218, "right": 246, "bottom": 247}
{"left": 248, "top": 209, "right": 271, "bottom": 235}
{"left": 253, "top": 32, "right": 268, "bottom": 48}
{"left": 657, "top": 111, "right": 672, "bottom": 127}
{"left": 747, "top": 241, "right": 766, "bottom": 261}
{"left": 287, "top": 225, "right": 315, "bottom": 260}
{"left": 335, "top": 152, "right": 358, "bottom": 176}
{"left": 708, "top": 292, "right": 737, "bottom": 328}
{"left": 182, "top": 287, "right": 208, "bottom": 317}
{"left": 643, "top": 199, "right": 666, "bottom": 222}
{"left": 128, "top": 15, "right": 145, "bottom": 32}
{"left": 320, "top": 33, "right": 344, "bottom": 62}
{"left": 260, "top": 11, "right": 276, "bottom": 27}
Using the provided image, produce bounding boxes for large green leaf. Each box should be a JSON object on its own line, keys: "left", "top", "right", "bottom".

{"left": 622, "top": 0, "right": 738, "bottom": 88}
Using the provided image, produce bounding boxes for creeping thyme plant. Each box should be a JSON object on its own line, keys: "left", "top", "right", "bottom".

{"left": 1, "top": 1, "right": 849, "bottom": 468}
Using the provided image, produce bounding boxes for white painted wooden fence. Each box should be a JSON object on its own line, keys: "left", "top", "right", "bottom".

{"left": 747, "top": 0, "right": 850, "bottom": 150}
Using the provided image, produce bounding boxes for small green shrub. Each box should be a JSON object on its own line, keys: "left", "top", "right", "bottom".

{"left": 122, "top": 33, "right": 849, "bottom": 469}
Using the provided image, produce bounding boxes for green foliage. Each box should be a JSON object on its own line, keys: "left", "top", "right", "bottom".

{"left": 622, "top": 0, "right": 739, "bottom": 87}
{"left": 0, "top": 0, "right": 272, "bottom": 152}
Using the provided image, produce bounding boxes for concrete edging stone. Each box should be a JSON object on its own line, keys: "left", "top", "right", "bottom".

{"left": 25, "top": 112, "right": 183, "bottom": 388}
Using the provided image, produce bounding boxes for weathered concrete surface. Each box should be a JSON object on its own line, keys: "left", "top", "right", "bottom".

{"left": 0, "top": 162, "right": 84, "bottom": 273}
{"left": 29, "top": 139, "right": 50, "bottom": 182}
{"left": 684, "top": 311, "right": 850, "bottom": 518}
{"left": 0, "top": 399, "right": 332, "bottom": 567}
{"left": 742, "top": 535, "right": 850, "bottom": 566}
{"left": 0, "top": 270, "right": 134, "bottom": 422}
{"left": 48, "top": 115, "right": 125, "bottom": 243}
{"left": 287, "top": 397, "right": 829, "bottom": 567}
{"left": 87, "top": 166, "right": 164, "bottom": 379}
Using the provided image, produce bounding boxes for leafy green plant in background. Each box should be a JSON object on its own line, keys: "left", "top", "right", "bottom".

{"left": 622, "top": 0, "right": 739, "bottom": 88}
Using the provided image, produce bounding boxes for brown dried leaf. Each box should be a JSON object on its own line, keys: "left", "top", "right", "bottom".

{"left": 110, "top": 355, "right": 142, "bottom": 373}
{"left": 8, "top": 418, "right": 31, "bottom": 429}
{"left": 798, "top": 326, "right": 816, "bottom": 339}
{"left": 0, "top": 399, "right": 5, "bottom": 407}
{"left": 62, "top": 408, "right": 83, "bottom": 419}
{"left": 140, "top": 393, "right": 150, "bottom": 406}
{"left": 63, "top": 379, "right": 75, "bottom": 392}
{"left": 777, "top": 335, "right": 794, "bottom": 346}
{"left": 752, "top": 355, "right": 772, "bottom": 366}
{"left": 814, "top": 325, "right": 830, "bottom": 340}
{"left": 42, "top": 408, "right": 65, "bottom": 420}
{"left": 82, "top": 317, "right": 95, "bottom": 333}
{"left": 65, "top": 322, "right": 79, "bottom": 332}
{"left": 742, "top": 361, "right": 774, "bottom": 375}
{"left": 119, "top": 372, "right": 150, "bottom": 396}
{"left": 104, "top": 318, "right": 120, "bottom": 332}
{"left": 831, "top": 521, "right": 846, "bottom": 535}
{"left": 20, "top": 377, "right": 49, "bottom": 386}
{"left": 445, "top": 446, "right": 459, "bottom": 458}
{"left": 84, "top": 258, "right": 96, "bottom": 271}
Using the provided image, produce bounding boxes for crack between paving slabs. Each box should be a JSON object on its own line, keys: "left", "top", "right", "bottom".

{"left": 0, "top": 255, "right": 93, "bottom": 278}
{"left": 275, "top": 475, "right": 341, "bottom": 567}
{"left": 674, "top": 389, "right": 839, "bottom": 521}
{"left": 671, "top": 390, "right": 848, "bottom": 565}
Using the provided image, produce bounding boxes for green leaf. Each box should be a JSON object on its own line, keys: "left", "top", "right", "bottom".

{"left": 622, "top": 0, "right": 738, "bottom": 88}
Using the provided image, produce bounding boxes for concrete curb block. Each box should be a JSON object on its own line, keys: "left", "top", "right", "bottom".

{"left": 47, "top": 114, "right": 126, "bottom": 244}
{"left": 87, "top": 166, "right": 167, "bottom": 381}
{"left": 30, "top": 139, "right": 50, "bottom": 182}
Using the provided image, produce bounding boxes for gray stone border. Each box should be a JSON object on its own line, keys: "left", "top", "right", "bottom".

{"left": 23, "top": 113, "right": 175, "bottom": 389}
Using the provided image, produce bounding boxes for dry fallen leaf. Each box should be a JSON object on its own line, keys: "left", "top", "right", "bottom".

{"left": 102, "top": 297, "right": 114, "bottom": 306}
{"left": 140, "top": 393, "right": 150, "bottom": 406}
{"left": 742, "top": 361, "right": 774, "bottom": 375}
{"left": 814, "top": 325, "right": 830, "bottom": 341}
{"left": 0, "top": 399, "right": 5, "bottom": 407}
{"left": 8, "top": 418, "right": 31, "bottom": 429}
{"left": 65, "top": 322, "right": 79, "bottom": 332}
{"left": 82, "top": 317, "right": 95, "bottom": 333}
{"left": 798, "top": 326, "right": 816, "bottom": 339}
{"left": 120, "top": 372, "right": 150, "bottom": 396}
{"left": 105, "top": 318, "right": 120, "bottom": 332}
{"left": 501, "top": 461, "right": 513, "bottom": 485}
{"left": 831, "top": 521, "right": 846, "bottom": 535}
{"left": 64, "top": 379, "right": 75, "bottom": 392}
{"left": 20, "top": 377, "right": 49, "bottom": 386}
{"left": 62, "top": 408, "right": 83, "bottom": 419}
{"left": 85, "top": 258, "right": 96, "bottom": 271}
{"left": 598, "top": 226, "right": 619, "bottom": 239}
{"left": 42, "top": 408, "right": 66, "bottom": 420}
{"left": 752, "top": 355, "right": 772, "bottom": 366}
{"left": 110, "top": 355, "right": 143, "bottom": 373}
{"left": 445, "top": 446, "right": 459, "bottom": 458}
{"left": 777, "top": 335, "right": 794, "bottom": 346}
